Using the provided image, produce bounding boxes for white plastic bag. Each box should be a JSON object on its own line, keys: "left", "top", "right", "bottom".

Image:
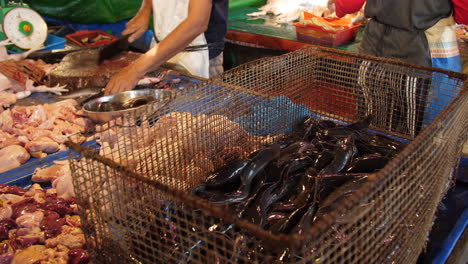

{"left": 152, "top": 0, "right": 210, "bottom": 78}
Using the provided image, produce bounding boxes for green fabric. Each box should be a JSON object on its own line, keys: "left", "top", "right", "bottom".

{"left": 229, "top": 0, "right": 266, "bottom": 11}
{"left": 25, "top": 0, "right": 142, "bottom": 24}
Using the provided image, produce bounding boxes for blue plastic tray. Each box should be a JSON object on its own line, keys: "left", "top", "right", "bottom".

{"left": 8, "top": 34, "right": 66, "bottom": 54}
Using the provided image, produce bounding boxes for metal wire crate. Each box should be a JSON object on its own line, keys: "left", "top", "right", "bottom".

{"left": 68, "top": 46, "right": 467, "bottom": 264}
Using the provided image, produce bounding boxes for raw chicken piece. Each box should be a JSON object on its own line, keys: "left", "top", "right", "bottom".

{"left": 8, "top": 104, "right": 47, "bottom": 127}
{"left": 42, "top": 247, "right": 69, "bottom": 264}
{"left": 0, "top": 91, "right": 16, "bottom": 107}
{"left": 24, "top": 185, "right": 46, "bottom": 204}
{"left": 65, "top": 215, "right": 81, "bottom": 228}
{"left": 0, "top": 145, "right": 30, "bottom": 173}
{"left": 45, "top": 225, "right": 85, "bottom": 249}
{"left": 38, "top": 116, "right": 56, "bottom": 130}
{"left": 0, "top": 130, "right": 19, "bottom": 149}
{"left": 0, "top": 194, "right": 24, "bottom": 204}
{"left": 25, "top": 136, "right": 60, "bottom": 155}
{"left": 32, "top": 160, "right": 75, "bottom": 200}
{"left": 11, "top": 245, "right": 47, "bottom": 264}
{"left": 0, "top": 108, "right": 13, "bottom": 127}
{"left": 0, "top": 205, "right": 12, "bottom": 221}
{"left": 11, "top": 106, "right": 31, "bottom": 124}
{"left": 71, "top": 117, "right": 94, "bottom": 131}
{"left": 32, "top": 161, "right": 69, "bottom": 183}
{"left": 53, "top": 119, "right": 85, "bottom": 135}
{"left": 44, "top": 99, "right": 79, "bottom": 122}
{"left": 25, "top": 105, "right": 47, "bottom": 127}
{"left": 52, "top": 170, "right": 75, "bottom": 200}
{"left": 24, "top": 128, "right": 67, "bottom": 143}
{"left": 16, "top": 211, "right": 44, "bottom": 229}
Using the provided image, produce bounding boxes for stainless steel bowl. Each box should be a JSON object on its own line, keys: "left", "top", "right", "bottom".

{"left": 83, "top": 89, "right": 176, "bottom": 123}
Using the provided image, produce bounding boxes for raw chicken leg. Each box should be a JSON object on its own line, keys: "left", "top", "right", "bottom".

{"left": 24, "top": 79, "right": 68, "bottom": 95}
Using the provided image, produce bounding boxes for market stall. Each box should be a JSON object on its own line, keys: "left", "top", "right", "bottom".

{"left": 0, "top": 1, "right": 466, "bottom": 263}
{"left": 227, "top": 3, "right": 361, "bottom": 52}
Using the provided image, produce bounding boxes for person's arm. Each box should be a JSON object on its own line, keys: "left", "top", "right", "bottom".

{"left": 452, "top": 0, "right": 468, "bottom": 25}
{"left": 104, "top": 0, "right": 212, "bottom": 95}
{"left": 335, "top": 0, "right": 366, "bottom": 18}
{"left": 123, "top": 0, "right": 153, "bottom": 42}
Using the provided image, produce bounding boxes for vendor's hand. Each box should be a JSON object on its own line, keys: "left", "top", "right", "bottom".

{"left": 123, "top": 12, "right": 151, "bottom": 43}
{"left": 104, "top": 66, "right": 141, "bottom": 95}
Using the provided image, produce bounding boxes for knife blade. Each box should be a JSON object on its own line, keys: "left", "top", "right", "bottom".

{"left": 27, "top": 46, "right": 101, "bottom": 64}
{"left": 98, "top": 34, "right": 130, "bottom": 64}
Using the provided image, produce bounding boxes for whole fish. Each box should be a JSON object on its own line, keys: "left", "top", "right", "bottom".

{"left": 319, "top": 136, "right": 356, "bottom": 176}
{"left": 57, "top": 87, "right": 104, "bottom": 105}
{"left": 312, "top": 149, "right": 334, "bottom": 170}
{"left": 258, "top": 172, "right": 302, "bottom": 228}
{"left": 277, "top": 141, "right": 315, "bottom": 167}
{"left": 346, "top": 153, "right": 390, "bottom": 173}
{"left": 203, "top": 160, "right": 249, "bottom": 189}
{"left": 57, "top": 87, "right": 103, "bottom": 99}
{"left": 272, "top": 168, "right": 317, "bottom": 212}
{"left": 315, "top": 176, "right": 369, "bottom": 221}
{"left": 270, "top": 203, "right": 309, "bottom": 235}
{"left": 212, "top": 144, "right": 281, "bottom": 204}
{"left": 240, "top": 183, "right": 275, "bottom": 225}
{"left": 292, "top": 203, "right": 318, "bottom": 235}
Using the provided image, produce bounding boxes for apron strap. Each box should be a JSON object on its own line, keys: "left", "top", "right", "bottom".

{"left": 152, "top": 31, "right": 224, "bottom": 52}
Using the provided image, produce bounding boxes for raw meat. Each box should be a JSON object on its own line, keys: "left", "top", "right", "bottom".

{"left": 0, "top": 92, "right": 16, "bottom": 107}
{"left": 52, "top": 169, "right": 75, "bottom": 200}
{"left": 11, "top": 245, "right": 47, "bottom": 264}
{"left": 0, "top": 60, "right": 67, "bottom": 108}
{"left": 0, "top": 183, "right": 87, "bottom": 264}
{"left": 0, "top": 100, "right": 93, "bottom": 173}
{"left": 25, "top": 137, "right": 60, "bottom": 158}
{"left": 0, "top": 130, "right": 19, "bottom": 149}
{"left": 0, "top": 145, "right": 30, "bottom": 173}
{"left": 0, "top": 40, "right": 67, "bottom": 106}
{"left": 49, "top": 49, "right": 141, "bottom": 89}
{"left": 32, "top": 160, "right": 74, "bottom": 200}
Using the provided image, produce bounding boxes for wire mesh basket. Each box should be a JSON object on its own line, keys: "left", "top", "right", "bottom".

{"left": 68, "top": 46, "right": 467, "bottom": 264}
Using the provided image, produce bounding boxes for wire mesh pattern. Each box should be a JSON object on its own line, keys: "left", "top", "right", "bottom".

{"left": 68, "top": 46, "right": 467, "bottom": 264}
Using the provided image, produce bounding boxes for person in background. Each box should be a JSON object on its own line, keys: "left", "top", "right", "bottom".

{"left": 105, "top": 0, "right": 229, "bottom": 95}
{"left": 329, "top": 0, "right": 467, "bottom": 136}
{"left": 332, "top": 0, "right": 467, "bottom": 71}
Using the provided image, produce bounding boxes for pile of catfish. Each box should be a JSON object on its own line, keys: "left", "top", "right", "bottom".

{"left": 192, "top": 116, "right": 407, "bottom": 235}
